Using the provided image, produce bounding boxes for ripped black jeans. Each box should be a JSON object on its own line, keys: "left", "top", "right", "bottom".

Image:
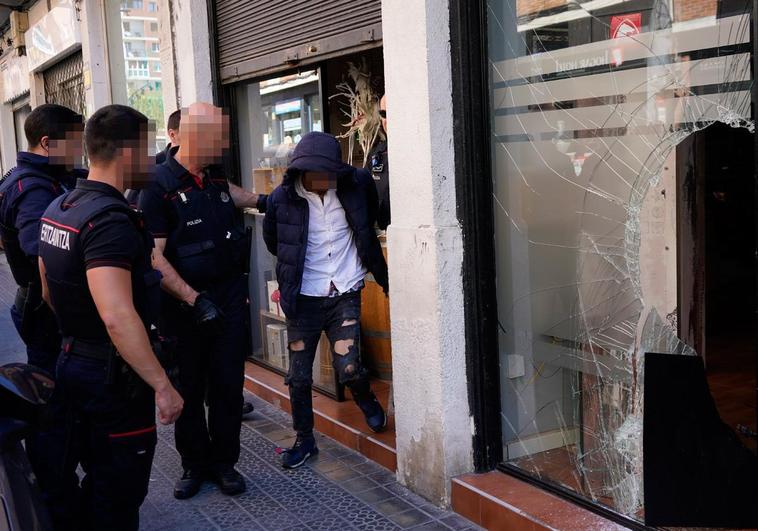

{"left": 285, "top": 291, "right": 372, "bottom": 438}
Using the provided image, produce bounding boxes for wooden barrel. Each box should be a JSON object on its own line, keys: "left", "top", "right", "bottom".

{"left": 360, "top": 244, "right": 392, "bottom": 380}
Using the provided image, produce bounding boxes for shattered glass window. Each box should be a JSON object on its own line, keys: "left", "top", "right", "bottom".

{"left": 487, "top": 0, "right": 753, "bottom": 519}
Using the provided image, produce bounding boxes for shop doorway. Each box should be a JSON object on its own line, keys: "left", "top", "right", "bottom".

{"left": 677, "top": 122, "right": 757, "bottom": 453}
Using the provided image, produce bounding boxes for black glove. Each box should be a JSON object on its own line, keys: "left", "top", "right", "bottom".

{"left": 192, "top": 292, "right": 225, "bottom": 336}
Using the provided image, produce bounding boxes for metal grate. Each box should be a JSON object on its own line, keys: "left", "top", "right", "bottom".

{"left": 43, "top": 51, "right": 86, "bottom": 117}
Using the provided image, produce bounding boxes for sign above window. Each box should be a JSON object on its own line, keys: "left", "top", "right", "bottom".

{"left": 26, "top": 3, "right": 82, "bottom": 73}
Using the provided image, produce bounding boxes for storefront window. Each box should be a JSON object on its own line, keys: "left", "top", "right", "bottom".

{"left": 235, "top": 71, "right": 337, "bottom": 395}
{"left": 487, "top": 0, "right": 753, "bottom": 520}
{"left": 107, "top": 0, "right": 166, "bottom": 148}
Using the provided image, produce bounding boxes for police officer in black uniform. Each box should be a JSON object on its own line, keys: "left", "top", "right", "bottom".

{"left": 0, "top": 104, "right": 84, "bottom": 371}
{"left": 139, "top": 102, "right": 265, "bottom": 500}
{"left": 366, "top": 94, "right": 390, "bottom": 230}
{"left": 0, "top": 103, "right": 84, "bottom": 525}
{"left": 38, "top": 105, "right": 184, "bottom": 530}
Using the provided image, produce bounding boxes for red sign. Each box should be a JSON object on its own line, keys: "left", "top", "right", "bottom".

{"left": 611, "top": 13, "right": 642, "bottom": 39}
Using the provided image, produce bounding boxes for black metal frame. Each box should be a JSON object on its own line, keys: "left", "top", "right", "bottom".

{"left": 449, "top": 0, "right": 503, "bottom": 472}
{"left": 752, "top": 0, "right": 758, "bottom": 455}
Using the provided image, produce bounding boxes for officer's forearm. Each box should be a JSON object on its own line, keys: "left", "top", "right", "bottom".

{"left": 105, "top": 309, "right": 172, "bottom": 393}
{"left": 229, "top": 182, "right": 264, "bottom": 209}
{"left": 87, "top": 266, "right": 171, "bottom": 393}
{"left": 152, "top": 250, "right": 199, "bottom": 305}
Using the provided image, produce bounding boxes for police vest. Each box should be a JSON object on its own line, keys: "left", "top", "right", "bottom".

{"left": 154, "top": 167, "right": 246, "bottom": 289}
{"left": 39, "top": 191, "right": 160, "bottom": 342}
{"left": 0, "top": 166, "right": 63, "bottom": 286}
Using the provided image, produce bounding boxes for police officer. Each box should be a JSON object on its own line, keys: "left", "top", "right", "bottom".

{"left": 0, "top": 103, "right": 84, "bottom": 525}
{"left": 38, "top": 105, "right": 184, "bottom": 530}
{"left": 0, "top": 103, "right": 83, "bottom": 372}
{"left": 139, "top": 102, "right": 264, "bottom": 500}
{"left": 366, "top": 94, "right": 390, "bottom": 230}
{"left": 152, "top": 106, "right": 259, "bottom": 417}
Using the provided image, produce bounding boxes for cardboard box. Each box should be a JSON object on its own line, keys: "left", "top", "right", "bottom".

{"left": 253, "top": 167, "right": 285, "bottom": 195}
{"left": 266, "top": 323, "right": 288, "bottom": 370}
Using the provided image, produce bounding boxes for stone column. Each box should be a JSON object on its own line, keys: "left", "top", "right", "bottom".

{"left": 381, "top": 0, "right": 474, "bottom": 506}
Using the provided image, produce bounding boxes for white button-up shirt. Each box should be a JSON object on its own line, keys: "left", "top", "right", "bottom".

{"left": 295, "top": 179, "right": 367, "bottom": 297}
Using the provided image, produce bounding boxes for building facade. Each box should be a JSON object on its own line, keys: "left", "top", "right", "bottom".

{"left": 0, "top": 0, "right": 754, "bottom": 528}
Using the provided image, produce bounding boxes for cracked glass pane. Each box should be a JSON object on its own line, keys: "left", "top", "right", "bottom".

{"left": 487, "top": 0, "right": 752, "bottom": 519}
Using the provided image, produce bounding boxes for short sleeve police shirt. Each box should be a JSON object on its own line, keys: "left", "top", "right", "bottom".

{"left": 80, "top": 210, "right": 142, "bottom": 271}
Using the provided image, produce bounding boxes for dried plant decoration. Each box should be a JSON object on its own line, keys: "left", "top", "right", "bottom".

{"left": 330, "top": 58, "right": 384, "bottom": 167}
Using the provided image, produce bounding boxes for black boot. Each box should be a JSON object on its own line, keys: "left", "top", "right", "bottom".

{"left": 210, "top": 465, "right": 246, "bottom": 496}
{"left": 174, "top": 469, "right": 206, "bottom": 500}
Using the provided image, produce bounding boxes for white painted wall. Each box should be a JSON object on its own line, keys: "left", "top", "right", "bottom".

{"left": 382, "top": 0, "right": 473, "bottom": 506}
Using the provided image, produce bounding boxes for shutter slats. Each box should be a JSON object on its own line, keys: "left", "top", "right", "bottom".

{"left": 216, "top": 0, "right": 382, "bottom": 82}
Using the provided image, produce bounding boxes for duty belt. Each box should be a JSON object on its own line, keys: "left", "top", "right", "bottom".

{"left": 62, "top": 337, "right": 115, "bottom": 361}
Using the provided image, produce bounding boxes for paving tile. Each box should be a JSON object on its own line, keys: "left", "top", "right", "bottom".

{"left": 342, "top": 475, "right": 381, "bottom": 493}
{"left": 353, "top": 461, "right": 385, "bottom": 476}
{"left": 323, "top": 465, "right": 361, "bottom": 482}
{"left": 308, "top": 455, "right": 346, "bottom": 474}
{"left": 439, "top": 514, "right": 479, "bottom": 530}
{"left": 355, "top": 487, "right": 394, "bottom": 504}
{"left": 339, "top": 453, "right": 369, "bottom": 466}
{"left": 372, "top": 496, "right": 415, "bottom": 517}
{"left": 408, "top": 522, "right": 451, "bottom": 530}
{"left": 387, "top": 509, "right": 433, "bottom": 529}
{"left": 368, "top": 469, "right": 397, "bottom": 486}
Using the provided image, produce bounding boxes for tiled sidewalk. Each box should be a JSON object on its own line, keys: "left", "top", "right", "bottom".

{"left": 140, "top": 393, "right": 480, "bottom": 531}
{"left": 0, "top": 253, "right": 477, "bottom": 530}
{"left": 0, "top": 253, "right": 24, "bottom": 366}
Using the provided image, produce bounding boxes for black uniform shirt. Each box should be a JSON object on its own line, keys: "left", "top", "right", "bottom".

{"left": 367, "top": 140, "right": 390, "bottom": 230}
{"left": 40, "top": 179, "right": 146, "bottom": 342}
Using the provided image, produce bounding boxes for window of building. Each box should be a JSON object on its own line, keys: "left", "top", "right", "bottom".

{"left": 485, "top": 0, "right": 755, "bottom": 524}
{"left": 106, "top": 0, "right": 167, "bottom": 149}
{"left": 150, "top": 22, "right": 158, "bottom": 32}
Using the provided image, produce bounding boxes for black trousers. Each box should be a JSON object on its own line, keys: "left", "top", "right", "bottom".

{"left": 56, "top": 353, "right": 156, "bottom": 531}
{"left": 285, "top": 291, "right": 372, "bottom": 437}
{"left": 166, "top": 274, "right": 247, "bottom": 472}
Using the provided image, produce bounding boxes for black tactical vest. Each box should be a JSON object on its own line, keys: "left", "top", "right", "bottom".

{"left": 0, "top": 167, "right": 62, "bottom": 286}
{"left": 39, "top": 188, "right": 160, "bottom": 343}
{"left": 152, "top": 164, "right": 246, "bottom": 289}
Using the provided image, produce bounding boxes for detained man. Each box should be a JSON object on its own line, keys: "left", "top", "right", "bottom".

{"left": 263, "top": 132, "right": 389, "bottom": 468}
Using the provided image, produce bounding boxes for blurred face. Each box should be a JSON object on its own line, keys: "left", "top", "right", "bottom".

{"left": 46, "top": 126, "right": 85, "bottom": 169}
{"left": 181, "top": 103, "right": 229, "bottom": 167}
{"left": 302, "top": 171, "right": 337, "bottom": 193}
{"left": 122, "top": 121, "right": 156, "bottom": 190}
{"left": 379, "top": 95, "right": 387, "bottom": 134}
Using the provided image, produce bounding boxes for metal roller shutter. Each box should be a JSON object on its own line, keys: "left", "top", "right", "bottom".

{"left": 215, "top": 0, "right": 382, "bottom": 83}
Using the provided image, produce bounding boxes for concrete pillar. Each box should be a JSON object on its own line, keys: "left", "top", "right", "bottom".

{"left": 381, "top": 0, "right": 473, "bottom": 507}
{"left": 79, "top": 0, "right": 112, "bottom": 115}
{"left": 169, "top": 0, "right": 213, "bottom": 106}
